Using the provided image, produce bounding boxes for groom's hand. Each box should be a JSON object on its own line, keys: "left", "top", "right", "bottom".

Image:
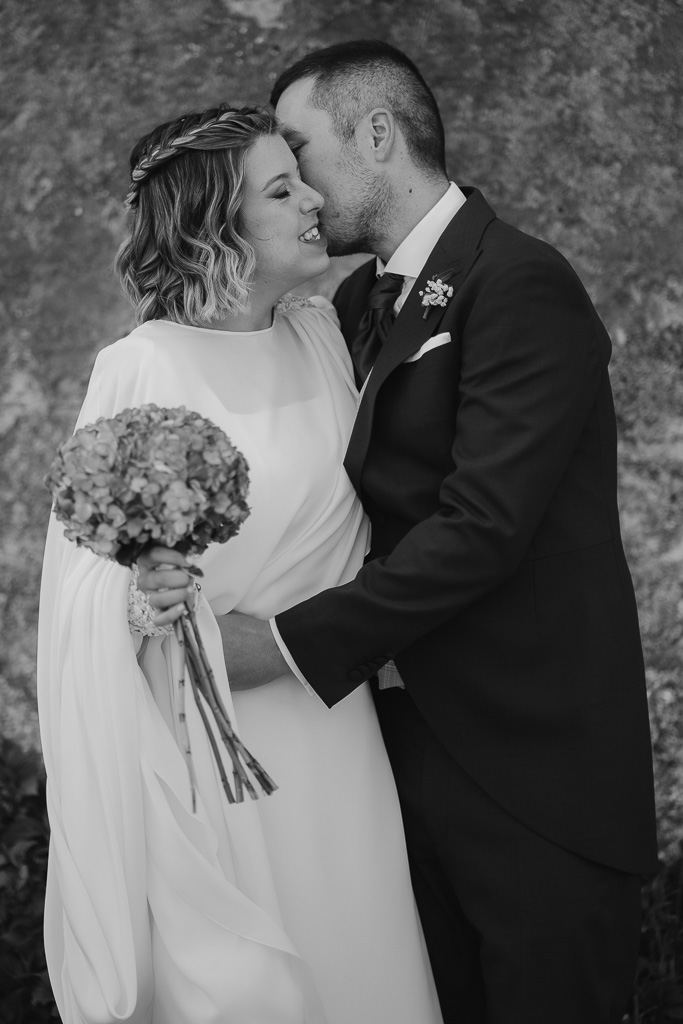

{"left": 218, "top": 612, "right": 289, "bottom": 691}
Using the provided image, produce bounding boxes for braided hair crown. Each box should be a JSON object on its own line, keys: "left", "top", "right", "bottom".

{"left": 116, "top": 102, "right": 282, "bottom": 326}
{"left": 125, "top": 104, "right": 277, "bottom": 208}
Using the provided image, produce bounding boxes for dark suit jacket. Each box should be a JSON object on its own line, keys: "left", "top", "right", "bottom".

{"left": 276, "top": 187, "right": 658, "bottom": 875}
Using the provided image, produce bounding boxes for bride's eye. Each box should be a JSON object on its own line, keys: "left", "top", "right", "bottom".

{"left": 273, "top": 187, "right": 292, "bottom": 200}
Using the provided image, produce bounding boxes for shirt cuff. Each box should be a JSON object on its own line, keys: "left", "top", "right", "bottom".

{"left": 269, "top": 617, "right": 317, "bottom": 696}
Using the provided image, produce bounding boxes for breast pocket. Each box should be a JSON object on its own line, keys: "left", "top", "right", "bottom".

{"left": 403, "top": 332, "right": 452, "bottom": 364}
{"left": 403, "top": 337, "right": 460, "bottom": 440}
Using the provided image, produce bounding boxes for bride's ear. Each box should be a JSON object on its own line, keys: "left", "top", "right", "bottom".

{"left": 356, "top": 109, "right": 396, "bottom": 164}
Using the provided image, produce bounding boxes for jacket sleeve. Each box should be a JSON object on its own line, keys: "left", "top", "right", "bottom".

{"left": 275, "top": 253, "right": 611, "bottom": 706}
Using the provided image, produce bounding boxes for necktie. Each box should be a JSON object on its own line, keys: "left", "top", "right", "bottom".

{"left": 350, "top": 272, "right": 405, "bottom": 384}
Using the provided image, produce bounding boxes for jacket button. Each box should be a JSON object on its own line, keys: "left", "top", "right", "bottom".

{"left": 348, "top": 670, "right": 364, "bottom": 683}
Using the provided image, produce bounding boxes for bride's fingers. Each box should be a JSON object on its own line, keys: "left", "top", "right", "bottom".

{"left": 147, "top": 585, "right": 193, "bottom": 610}
{"left": 153, "top": 602, "right": 188, "bottom": 627}
{"left": 139, "top": 567, "right": 192, "bottom": 593}
{"left": 138, "top": 546, "right": 190, "bottom": 573}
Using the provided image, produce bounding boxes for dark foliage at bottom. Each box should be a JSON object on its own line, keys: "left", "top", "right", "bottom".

{"left": 626, "top": 856, "right": 683, "bottom": 1023}
{"left": 1, "top": 735, "right": 682, "bottom": 1023}
{"left": 0, "top": 738, "right": 58, "bottom": 1023}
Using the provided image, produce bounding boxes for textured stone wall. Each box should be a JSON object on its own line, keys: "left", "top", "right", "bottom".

{"left": 1, "top": 0, "right": 681, "bottom": 854}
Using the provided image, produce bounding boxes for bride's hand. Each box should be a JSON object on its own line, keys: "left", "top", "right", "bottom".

{"left": 136, "top": 545, "right": 197, "bottom": 626}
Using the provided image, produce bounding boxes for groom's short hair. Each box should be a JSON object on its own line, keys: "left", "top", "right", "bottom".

{"left": 270, "top": 40, "right": 447, "bottom": 178}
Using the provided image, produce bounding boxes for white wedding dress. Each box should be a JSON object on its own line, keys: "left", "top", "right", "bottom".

{"left": 37, "top": 297, "right": 443, "bottom": 1024}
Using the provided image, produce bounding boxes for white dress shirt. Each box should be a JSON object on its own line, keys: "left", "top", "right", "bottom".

{"left": 380, "top": 181, "right": 467, "bottom": 314}
{"left": 271, "top": 182, "right": 468, "bottom": 694}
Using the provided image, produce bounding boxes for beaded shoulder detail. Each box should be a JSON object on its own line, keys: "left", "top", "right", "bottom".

{"left": 275, "top": 294, "right": 315, "bottom": 315}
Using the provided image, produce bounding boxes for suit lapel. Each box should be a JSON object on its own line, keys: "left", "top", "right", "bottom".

{"left": 345, "top": 188, "right": 496, "bottom": 490}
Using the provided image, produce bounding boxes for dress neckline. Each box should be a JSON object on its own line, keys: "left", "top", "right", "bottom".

{"left": 153, "top": 315, "right": 276, "bottom": 338}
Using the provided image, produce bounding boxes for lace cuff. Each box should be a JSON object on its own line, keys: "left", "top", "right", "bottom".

{"left": 127, "top": 564, "right": 200, "bottom": 637}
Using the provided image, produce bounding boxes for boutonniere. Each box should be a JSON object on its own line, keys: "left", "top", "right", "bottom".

{"left": 418, "top": 270, "right": 455, "bottom": 319}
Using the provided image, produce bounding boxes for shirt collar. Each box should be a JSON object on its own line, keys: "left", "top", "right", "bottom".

{"left": 377, "top": 182, "right": 467, "bottom": 279}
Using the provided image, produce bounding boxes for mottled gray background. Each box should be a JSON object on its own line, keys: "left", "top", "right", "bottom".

{"left": 1, "top": 0, "right": 682, "bottom": 855}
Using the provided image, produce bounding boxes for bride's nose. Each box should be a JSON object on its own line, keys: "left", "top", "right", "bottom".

{"left": 300, "top": 184, "right": 324, "bottom": 212}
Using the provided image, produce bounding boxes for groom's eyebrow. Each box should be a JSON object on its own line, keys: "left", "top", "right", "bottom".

{"left": 282, "top": 128, "right": 307, "bottom": 155}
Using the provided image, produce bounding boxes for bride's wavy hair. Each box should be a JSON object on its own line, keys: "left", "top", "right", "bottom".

{"left": 115, "top": 105, "right": 282, "bottom": 325}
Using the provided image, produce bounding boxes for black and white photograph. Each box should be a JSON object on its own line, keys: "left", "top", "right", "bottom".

{"left": 1, "top": 1, "right": 681, "bottom": 1021}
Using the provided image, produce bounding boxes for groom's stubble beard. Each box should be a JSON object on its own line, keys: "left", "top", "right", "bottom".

{"left": 322, "top": 147, "right": 396, "bottom": 259}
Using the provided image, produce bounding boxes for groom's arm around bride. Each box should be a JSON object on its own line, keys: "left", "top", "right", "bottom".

{"left": 221, "top": 40, "right": 658, "bottom": 1023}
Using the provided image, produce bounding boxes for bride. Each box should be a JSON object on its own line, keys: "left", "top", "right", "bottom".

{"left": 37, "top": 104, "right": 444, "bottom": 1024}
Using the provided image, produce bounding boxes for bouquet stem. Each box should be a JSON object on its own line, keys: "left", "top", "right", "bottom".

{"left": 176, "top": 607, "right": 277, "bottom": 809}
{"left": 173, "top": 621, "right": 199, "bottom": 812}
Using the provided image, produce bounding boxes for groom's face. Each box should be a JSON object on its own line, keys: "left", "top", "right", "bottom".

{"left": 276, "top": 77, "right": 381, "bottom": 257}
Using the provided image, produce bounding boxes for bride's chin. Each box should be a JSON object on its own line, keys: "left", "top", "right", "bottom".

{"left": 304, "top": 251, "right": 330, "bottom": 275}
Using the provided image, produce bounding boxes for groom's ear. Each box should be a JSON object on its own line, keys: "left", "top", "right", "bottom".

{"left": 356, "top": 109, "right": 395, "bottom": 164}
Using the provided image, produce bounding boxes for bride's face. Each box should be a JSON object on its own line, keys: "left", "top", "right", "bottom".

{"left": 239, "top": 134, "right": 329, "bottom": 293}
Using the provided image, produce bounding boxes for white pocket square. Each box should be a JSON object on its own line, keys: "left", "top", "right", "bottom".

{"left": 404, "top": 332, "right": 452, "bottom": 363}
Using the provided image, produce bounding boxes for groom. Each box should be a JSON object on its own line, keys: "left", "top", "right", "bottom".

{"left": 219, "top": 40, "right": 658, "bottom": 1022}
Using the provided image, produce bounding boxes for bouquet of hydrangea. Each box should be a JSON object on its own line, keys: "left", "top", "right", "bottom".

{"left": 45, "top": 403, "right": 276, "bottom": 807}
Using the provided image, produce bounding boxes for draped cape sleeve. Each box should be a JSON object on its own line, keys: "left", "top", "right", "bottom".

{"left": 37, "top": 331, "right": 322, "bottom": 1024}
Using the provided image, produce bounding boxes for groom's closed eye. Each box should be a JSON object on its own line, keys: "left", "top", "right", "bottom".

{"left": 283, "top": 128, "right": 307, "bottom": 157}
